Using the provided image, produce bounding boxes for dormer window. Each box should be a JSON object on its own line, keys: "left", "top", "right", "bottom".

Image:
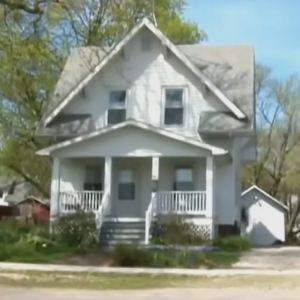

{"left": 107, "top": 90, "right": 127, "bottom": 125}
{"left": 163, "top": 88, "right": 185, "bottom": 125}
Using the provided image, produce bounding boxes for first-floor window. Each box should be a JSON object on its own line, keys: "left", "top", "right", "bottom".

{"left": 107, "top": 90, "right": 127, "bottom": 124}
{"left": 84, "top": 167, "right": 102, "bottom": 191}
{"left": 173, "top": 168, "right": 194, "bottom": 191}
{"left": 118, "top": 170, "right": 135, "bottom": 200}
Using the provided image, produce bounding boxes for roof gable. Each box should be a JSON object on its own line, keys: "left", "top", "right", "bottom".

{"left": 42, "top": 18, "right": 247, "bottom": 126}
{"left": 241, "top": 185, "right": 288, "bottom": 211}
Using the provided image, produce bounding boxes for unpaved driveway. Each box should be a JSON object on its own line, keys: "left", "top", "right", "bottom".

{"left": 234, "top": 247, "right": 300, "bottom": 269}
{"left": 1, "top": 287, "right": 300, "bottom": 300}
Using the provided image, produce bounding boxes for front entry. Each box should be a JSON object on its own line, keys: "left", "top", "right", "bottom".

{"left": 113, "top": 168, "right": 140, "bottom": 217}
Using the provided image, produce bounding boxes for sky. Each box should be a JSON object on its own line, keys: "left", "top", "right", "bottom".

{"left": 185, "top": 0, "right": 300, "bottom": 79}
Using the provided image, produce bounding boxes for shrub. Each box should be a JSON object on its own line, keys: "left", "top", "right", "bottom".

{"left": 0, "top": 218, "right": 36, "bottom": 245}
{"left": 111, "top": 244, "right": 152, "bottom": 267}
{"left": 152, "top": 215, "right": 207, "bottom": 245}
{"left": 51, "top": 210, "right": 97, "bottom": 249}
{"left": 110, "top": 245, "right": 230, "bottom": 269}
{"left": 213, "top": 235, "right": 250, "bottom": 252}
{"left": 151, "top": 250, "right": 205, "bottom": 268}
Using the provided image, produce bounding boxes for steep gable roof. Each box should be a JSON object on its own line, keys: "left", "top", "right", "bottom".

{"left": 241, "top": 185, "right": 288, "bottom": 211}
{"left": 42, "top": 18, "right": 248, "bottom": 126}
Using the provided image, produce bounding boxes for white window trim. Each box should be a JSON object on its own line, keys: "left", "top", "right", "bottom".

{"left": 106, "top": 88, "right": 130, "bottom": 125}
{"left": 118, "top": 169, "right": 135, "bottom": 200}
{"left": 161, "top": 86, "right": 188, "bottom": 127}
{"left": 174, "top": 166, "right": 194, "bottom": 191}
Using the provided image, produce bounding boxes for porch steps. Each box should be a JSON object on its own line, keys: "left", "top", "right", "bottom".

{"left": 99, "top": 219, "right": 146, "bottom": 247}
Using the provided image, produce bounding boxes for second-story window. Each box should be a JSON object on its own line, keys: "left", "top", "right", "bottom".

{"left": 164, "top": 88, "right": 184, "bottom": 125}
{"left": 108, "top": 90, "right": 127, "bottom": 125}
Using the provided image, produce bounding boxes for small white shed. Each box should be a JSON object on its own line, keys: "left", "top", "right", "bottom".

{"left": 241, "top": 185, "right": 288, "bottom": 246}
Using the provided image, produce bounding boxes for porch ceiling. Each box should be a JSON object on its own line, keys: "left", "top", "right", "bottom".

{"left": 37, "top": 120, "right": 227, "bottom": 158}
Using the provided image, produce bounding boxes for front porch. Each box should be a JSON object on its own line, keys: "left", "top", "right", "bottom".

{"left": 53, "top": 157, "right": 213, "bottom": 218}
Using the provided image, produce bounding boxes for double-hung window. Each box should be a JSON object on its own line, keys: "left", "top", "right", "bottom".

{"left": 107, "top": 90, "right": 127, "bottom": 124}
{"left": 173, "top": 168, "right": 194, "bottom": 191}
{"left": 118, "top": 170, "right": 135, "bottom": 200}
{"left": 84, "top": 167, "right": 102, "bottom": 191}
{"left": 164, "top": 88, "right": 184, "bottom": 125}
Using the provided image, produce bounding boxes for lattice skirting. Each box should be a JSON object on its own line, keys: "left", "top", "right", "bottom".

{"left": 192, "top": 224, "right": 212, "bottom": 240}
{"left": 153, "top": 215, "right": 214, "bottom": 240}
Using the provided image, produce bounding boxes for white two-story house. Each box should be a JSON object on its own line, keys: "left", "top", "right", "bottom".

{"left": 36, "top": 18, "right": 256, "bottom": 245}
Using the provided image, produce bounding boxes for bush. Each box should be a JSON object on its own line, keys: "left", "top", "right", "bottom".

{"left": 152, "top": 215, "right": 207, "bottom": 245}
{"left": 110, "top": 244, "right": 236, "bottom": 268}
{"left": 111, "top": 244, "right": 153, "bottom": 267}
{"left": 213, "top": 235, "right": 250, "bottom": 252}
{"left": 52, "top": 210, "right": 97, "bottom": 249}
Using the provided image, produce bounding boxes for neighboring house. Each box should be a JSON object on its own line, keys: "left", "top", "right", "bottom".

{"left": 3, "top": 180, "right": 33, "bottom": 205}
{"left": 241, "top": 185, "right": 288, "bottom": 246}
{"left": 14, "top": 196, "right": 50, "bottom": 225}
{"left": 36, "top": 17, "right": 256, "bottom": 245}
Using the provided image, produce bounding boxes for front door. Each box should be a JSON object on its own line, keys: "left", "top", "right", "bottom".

{"left": 115, "top": 169, "right": 140, "bottom": 217}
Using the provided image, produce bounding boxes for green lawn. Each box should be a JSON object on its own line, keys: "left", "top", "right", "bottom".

{"left": 0, "top": 271, "right": 300, "bottom": 290}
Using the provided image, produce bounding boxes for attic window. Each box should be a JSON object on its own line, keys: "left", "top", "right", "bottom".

{"left": 141, "top": 36, "right": 152, "bottom": 52}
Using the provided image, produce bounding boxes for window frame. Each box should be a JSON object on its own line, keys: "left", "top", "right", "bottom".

{"left": 173, "top": 167, "right": 194, "bottom": 191}
{"left": 162, "top": 86, "right": 187, "bottom": 127}
{"left": 84, "top": 166, "right": 103, "bottom": 191}
{"left": 118, "top": 169, "right": 135, "bottom": 200}
{"left": 107, "top": 89, "right": 128, "bottom": 125}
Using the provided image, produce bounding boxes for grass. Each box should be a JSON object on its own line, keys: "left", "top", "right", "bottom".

{"left": 1, "top": 271, "right": 300, "bottom": 290}
{"left": 0, "top": 217, "right": 244, "bottom": 269}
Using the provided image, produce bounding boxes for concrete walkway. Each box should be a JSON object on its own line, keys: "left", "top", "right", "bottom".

{"left": 234, "top": 247, "right": 300, "bottom": 269}
{"left": 1, "top": 261, "right": 300, "bottom": 276}
{"left": 1, "top": 286, "right": 300, "bottom": 300}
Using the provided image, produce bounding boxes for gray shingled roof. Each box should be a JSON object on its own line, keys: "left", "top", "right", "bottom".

{"left": 40, "top": 43, "right": 254, "bottom": 135}
{"left": 177, "top": 45, "right": 254, "bottom": 133}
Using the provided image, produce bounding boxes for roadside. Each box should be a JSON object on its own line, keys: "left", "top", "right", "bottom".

{"left": 1, "top": 286, "right": 300, "bottom": 300}
{"left": 1, "top": 270, "right": 300, "bottom": 290}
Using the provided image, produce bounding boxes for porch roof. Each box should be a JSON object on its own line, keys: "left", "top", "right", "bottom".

{"left": 36, "top": 119, "right": 228, "bottom": 157}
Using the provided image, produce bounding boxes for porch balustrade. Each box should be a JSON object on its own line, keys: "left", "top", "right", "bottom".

{"left": 155, "top": 191, "right": 207, "bottom": 215}
{"left": 59, "top": 191, "right": 103, "bottom": 213}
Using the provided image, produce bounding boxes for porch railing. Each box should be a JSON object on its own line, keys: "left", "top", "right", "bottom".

{"left": 155, "top": 191, "right": 207, "bottom": 215}
{"left": 145, "top": 193, "right": 156, "bottom": 245}
{"left": 59, "top": 191, "right": 103, "bottom": 214}
{"left": 95, "top": 191, "right": 110, "bottom": 230}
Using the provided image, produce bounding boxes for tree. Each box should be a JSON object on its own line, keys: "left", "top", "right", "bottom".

{"left": 244, "top": 64, "right": 300, "bottom": 242}
{"left": 0, "top": 0, "right": 205, "bottom": 196}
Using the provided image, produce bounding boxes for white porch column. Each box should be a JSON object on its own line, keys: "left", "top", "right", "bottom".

{"left": 206, "top": 156, "right": 215, "bottom": 238}
{"left": 104, "top": 157, "right": 112, "bottom": 214}
{"left": 50, "top": 157, "right": 60, "bottom": 220}
{"left": 151, "top": 156, "right": 159, "bottom": 191}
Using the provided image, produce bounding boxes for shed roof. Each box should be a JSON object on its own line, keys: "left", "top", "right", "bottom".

{"left": 241, "top": 185, "right": 288, "bottom": 211}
